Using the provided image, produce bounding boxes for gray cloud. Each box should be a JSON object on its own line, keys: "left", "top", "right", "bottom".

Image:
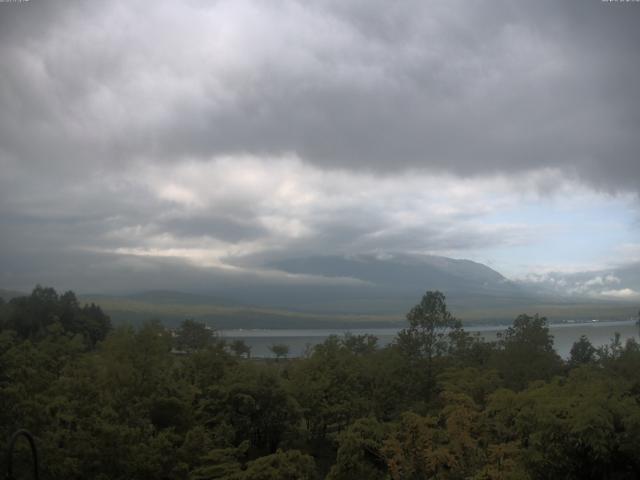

{"left": 157, "top": 215, "right": 268, "bottom": 243}
{"left": 1, "top": 0, "right": 639, "bottom": 293}
{"left": 1, "top": 1, "right": 639, "bottom": 187}
{"left": 522, "top": 262, "right": 640, "bottom": 301}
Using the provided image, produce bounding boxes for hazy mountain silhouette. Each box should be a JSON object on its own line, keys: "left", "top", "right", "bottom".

{"left": 268, "top": 253, "right": 524, "bottom": 296}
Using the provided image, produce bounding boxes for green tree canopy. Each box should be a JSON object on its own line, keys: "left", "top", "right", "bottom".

{"left": 175, "top": 319, "right": 215, "bottom": 352}
{"left": 395, "top": 290, "right": 468, "bottom": 400}
{"left": 4, "top": 286, "right": 111, "bottom": 347}
{"left": 569, "top": 335, "right": 597, "bottom": 366}
{"left": 229, "top": 339, "right": 251, "bottom": 359}
{"left": 268, "top": 343, "right": 290, "bottom": 361}
{"left": 492, "top": 314, "right": 562, "bottom": 390}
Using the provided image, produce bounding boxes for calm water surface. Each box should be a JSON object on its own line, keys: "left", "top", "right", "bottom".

{"left": 221, "top": 320, "right": 640, "bottom": 358}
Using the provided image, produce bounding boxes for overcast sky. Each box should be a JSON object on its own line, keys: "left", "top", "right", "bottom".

{"left": 1, "top": 0, "right": 639, "bottom": 297}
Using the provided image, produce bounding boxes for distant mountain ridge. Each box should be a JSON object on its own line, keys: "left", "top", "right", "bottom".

{"left": 4, "top": 254, "right": 638, "bottom": 328}
{"left": 268, "top": 253, "right": 524, "bottom": 297}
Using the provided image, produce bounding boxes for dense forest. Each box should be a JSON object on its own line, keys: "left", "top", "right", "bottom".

{"left": 2, "top": 286, "right": 640, "bottom": 479}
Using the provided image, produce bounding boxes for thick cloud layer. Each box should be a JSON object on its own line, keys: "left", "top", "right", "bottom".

{"left": 2, "top": 0, "right": 640, "bottom": 184}
{"left": 0, "top": 0, "right": 639, "bottom": 294}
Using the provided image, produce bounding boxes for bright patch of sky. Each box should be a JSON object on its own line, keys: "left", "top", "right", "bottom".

{"left": 461, "top": 190, "right": 638, "bottom": 278}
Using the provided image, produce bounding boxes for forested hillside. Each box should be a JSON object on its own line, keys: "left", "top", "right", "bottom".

{"left": 2, "top": 287, "right": 640, "bottom": 479}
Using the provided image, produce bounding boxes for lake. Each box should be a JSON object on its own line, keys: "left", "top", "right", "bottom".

{"left": 220, "top": 320, "right": 640, "bottom": 359}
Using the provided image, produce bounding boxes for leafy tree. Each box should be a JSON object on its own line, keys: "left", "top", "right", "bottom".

{"left": 190, "top": 448, "right": 316, "bottom": 480}
{"left": 79, "top": 302, "right": 111, "bottom": 347}
{"left": 327, "top": 418, "right": 390, "bottom": 480}
{"left": 383, "top": 401, "right": 483, "bottom": 480}
{"left": 595, "top": 336, "right": 640, "bottom": 394}
{"left": 149, "top": 396, "right": 191, "bottom": 431}
{"left": 341, "top": 333, "right": 378, "bottom": 355}
{"left": 569, "top": 335, "right": 597, "bottom": 367}
{"left": 597, "top": 332, "right": 624, "bottom": 363}
{"left": 397, "top": 291, "right": 460, "bottom": 360}
{"left": 383, "top": 390, "right": 531, "bottom": 480}
{"left": 507, "top": 367, "right": 640, "bottom": 479}
{"left": 189, "top": 442, "right": 248, "bottom": 480}
{"left": 222, "top": 369, "right": 301, "bottom": 452}
{"left": 492, "top": 314, "right": 562, "bottom": 390}
{"left": 438, "top": 367, "right": 501, "bottom": 408}
{"left": 8, "top": 285, "right": 60, "bottom": 338}
{"left": 498, "top": 314, "right": 554, "bottom": 349}
{"left": 289, "top": 335, "right": 374, "bottom": 439}
{"left": 182, "top": 341, "right": 234, "bottom": 391}
{"left": 177, "top": 425, "right": 222, "bottom": 474}
{"left": 229, "top": 339, "right": 251, "bottom": 359}
{"left": 238, "top": 449, "right": 316, "bottom": 480}
{"left": 269, "top": 343, "right": 290, "bottom": 361}
{"left": 395, "top": 291, "right": 466, "bottom": 398}
{"left": 4, "top": 286, "right": 110, "bottom": 347}
{"left": 98, "top": 321, "right": 174, "bottom": 411}
{"left": 364, "top": 346, "right": 414, "bottom": 418}
{"left": 6, "top": 283, "right": 640, "bottom": 479}
{"left": 175, "top": 319, "right": 215, "bottom": 352}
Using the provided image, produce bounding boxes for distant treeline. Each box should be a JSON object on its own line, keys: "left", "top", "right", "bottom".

{"left": 1, "top": 286, "right": 640, "bottom": 479}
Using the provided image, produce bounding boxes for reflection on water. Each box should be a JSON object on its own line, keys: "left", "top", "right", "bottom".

{"left": 220, "top": 320, "right": 640, "bottom": 359}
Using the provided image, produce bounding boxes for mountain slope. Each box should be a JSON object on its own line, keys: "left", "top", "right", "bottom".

{"left": 268, "top": 253, "right": 525, "bottom": 297}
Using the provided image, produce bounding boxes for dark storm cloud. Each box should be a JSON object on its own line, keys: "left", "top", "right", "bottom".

{"left": 1, "top": 0, "right": 639, "bottom": 292}
{"left": 1, "top": 0, "right": 639, "bottom": 188}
